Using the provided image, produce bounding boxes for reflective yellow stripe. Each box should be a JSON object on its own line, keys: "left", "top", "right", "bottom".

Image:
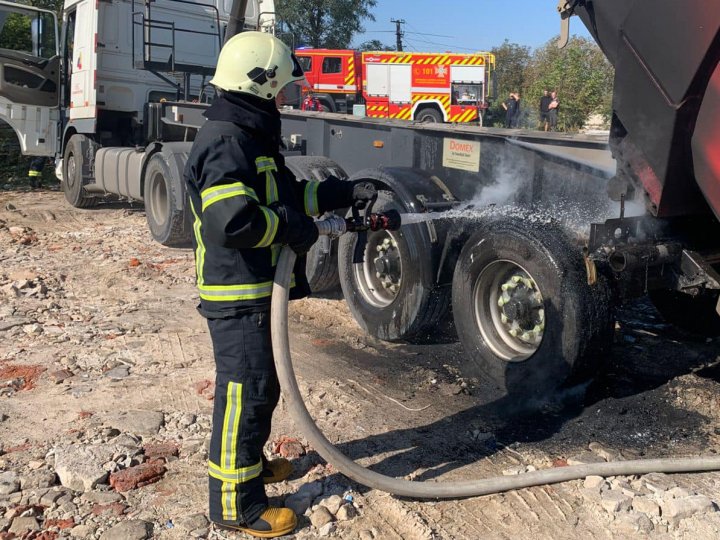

{"left": 201, "top": 182, "right": 258, "bottom": 211}
{"left": 255, "top": 156, "right": 277, "bottom": 173}
{"left": 189, "top": 200, "right": 206, "bottom": 287}
{"left": 28, "top": 170, "right": 41, "bottom": 177}
{"left": 265, "top": 171, "right": 279, "bottom": 204}
{"left": 221, "top": 482, "right": 234, "bottom": 521}
{"left": 219, "top": 382, "right": 242, "bottom": 520}
{"left": 209, "top": 460, "right": 263, "bottom": 483}
{"left": 255, "top": 207, "right": 279, "bottom": 248}
{"left": 199, "top": 277, "right": 296, "bottom": 302}
{"left": 200, "top": 282, "right": 274, "bottom": 301}
{"left": 304, "top": 182, "right": 320, "bottom": 216}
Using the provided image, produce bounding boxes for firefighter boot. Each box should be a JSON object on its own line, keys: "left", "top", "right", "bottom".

{"left": 263, "top": 457, "right": 292, "bottom": 484}
{"left": 214, "top": 506, "right": 297, "bottom": 538}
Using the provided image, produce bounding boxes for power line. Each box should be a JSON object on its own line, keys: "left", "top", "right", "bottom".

{"left": 405, "top": 34, "right": 480, "bottom": 52}
{"left": 405, "top": 31, "right": 455, "bottom": 39}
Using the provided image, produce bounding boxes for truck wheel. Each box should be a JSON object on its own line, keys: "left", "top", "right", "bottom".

{"left": 285, "top": 156, "right": 348, "bottom": 293}
{"left": 416, "top": 107, "right": 442, "bottom": 123}
{"left": 338, "top": 190, "right": 450, "bottom": 342}
{"left": 62, "top": 134, "right": 96, "bottom": 208}
{"left": 451, "top": 218, "right": 613, "bottom": 403}
{"left": 143, "top": 153, "right": 191, "bottom": 248}
{"left": 649, "top": 290, "right": 720, "bottom": 337}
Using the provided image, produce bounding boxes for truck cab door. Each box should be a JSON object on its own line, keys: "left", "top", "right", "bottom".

{"left": 0, "top": 0, "right": 59, "bottom": 156}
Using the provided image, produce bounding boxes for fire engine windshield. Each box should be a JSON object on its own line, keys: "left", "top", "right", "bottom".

{"left": 0, "top": 3, "right": 58, "bottom": 61}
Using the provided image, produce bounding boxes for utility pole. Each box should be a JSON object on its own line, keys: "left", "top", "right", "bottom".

{"left": 390, "top": 18, "right": 405, "bottom": 52}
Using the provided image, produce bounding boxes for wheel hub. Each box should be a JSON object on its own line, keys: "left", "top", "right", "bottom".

{"left": 354, "top": 232, "right": 403, "bottom": 308}
{"left": 474, "top": 261, "right": 545, "bottom": 361}
{"left": 373, "top": 237, "right": 401, "bottom": 294}
{"left": 66, "top": 154, "right": 77, "bottom": 188}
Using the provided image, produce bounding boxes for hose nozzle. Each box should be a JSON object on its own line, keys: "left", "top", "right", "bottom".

{"left": 368, "top": 210, "right": 401, "bottom": 232}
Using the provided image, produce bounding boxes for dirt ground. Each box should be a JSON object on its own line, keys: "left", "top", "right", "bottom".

{"left": 1, "top": 186, "right": 719, "bottom": 540}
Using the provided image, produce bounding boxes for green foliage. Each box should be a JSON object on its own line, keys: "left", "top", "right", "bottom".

{"left": 0, "top": 125, "right": 32, "bottom": 184}
{"left": 277, "top": 0, "right": 377, "bottom": 49}
{"left": 0, "top": 13, "right": 33, "bottom": 53}
{"left": 18, "top": 0, "right": 63, "bottom": 14}
{"left": 525, "top": 37, "right": 613, "bottom": 131}
{"left": 489, "top": 37, "right": 614, "bottom": 131}
{"left": 358, "top": 39, "right": 394, "bottom": 52}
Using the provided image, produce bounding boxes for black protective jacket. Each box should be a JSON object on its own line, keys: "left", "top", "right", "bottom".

{"left": 183, "top": 93, "right": 352, "bottom": 318}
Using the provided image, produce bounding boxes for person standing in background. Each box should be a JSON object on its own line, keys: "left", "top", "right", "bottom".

{"left": 511, "top": 93, "right": 521, "bottom": 128}
{"left": 548, "top": 91, "right": 560, "bottom": 131}
{"left": 27, "top": 156, "right": 46, "bottom": 189}
{"left": 502, "top": 92, "right": 519, "bottom": 128}
{"left": 539, "top": 90, "right": 552, "bottom": 131}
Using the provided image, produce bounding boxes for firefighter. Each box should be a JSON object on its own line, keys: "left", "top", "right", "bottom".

{"left": 301, "top": 90, "right": 321, "bottom": 111}
{"left": 183, "top": 31, "right": 376, "bottom": 538}
{"left": 27, "top": 156, "right": 46, "bottom": 188}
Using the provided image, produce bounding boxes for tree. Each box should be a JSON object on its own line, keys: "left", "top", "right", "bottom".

{"left": 357, "top": 39, "right": 393, "bottom": 51}
{"left": 525, "top": 37, "right": 614, "bottom": 131}
{"left": 277, "top": 0, "right": 377, "bottom": 49}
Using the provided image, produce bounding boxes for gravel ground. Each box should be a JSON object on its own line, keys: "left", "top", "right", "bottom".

{"left": 0, "top": 186, "right": 719, "bottom": 540}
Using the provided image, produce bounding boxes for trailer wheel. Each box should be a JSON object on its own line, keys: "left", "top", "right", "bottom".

{"left": 62, "top": 134, "right": 96, "bottom": 208}
{"left": 649, "top": 290, "right": 720, "bottom": 337}
{"left": 338, "top": 190, "right": 450, "bottom": 342}
{"left": 451, "top": 218, "right": 613, "bottom": 402}
{"left": 285, "top": 156, "right": 348, "bottom": 293}
{"left": 143, "top": 153, "right": 190, "bottom": 248}
{"left": 416, "top": 107, "right": 443, "bottom": 123}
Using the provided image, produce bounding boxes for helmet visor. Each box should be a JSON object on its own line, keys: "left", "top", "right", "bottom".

{"left": 290, "top": 53, "right": 304, "bottom": 78}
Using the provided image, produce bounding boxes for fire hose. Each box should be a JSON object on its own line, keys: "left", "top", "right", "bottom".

{"left": 270, "top": 210, "right": 720, "bottom": 499}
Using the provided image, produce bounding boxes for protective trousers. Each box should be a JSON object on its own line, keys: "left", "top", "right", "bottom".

{"left": 207, "top": 311, "right": 280, "bottom": 525}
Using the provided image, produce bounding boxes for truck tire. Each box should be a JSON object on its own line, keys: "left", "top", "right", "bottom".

{"left": 62, "top": 134, "right": 96, "bottom": 208}
{"left": 285, "top": 156, "right": 348, "bottom": 293}
{"left": 338, "top": 189, "right": 451, "bottom": 342}
{"left": 451, "top": 218, "right": 614, "bottom": 403}
{"left": 143, "top": 153, "right": 191, "bottom": 248}
{"left": 649, "top": 289, "right": 720, "bottom": 337}
{"left": 416, "top": 107, "right": 443, "bottom": 123}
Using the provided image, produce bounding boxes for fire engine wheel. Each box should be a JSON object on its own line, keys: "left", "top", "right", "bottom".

{"left": 143, "top": 153, "right": 191, "bottom": 248}
{"left": 451, "top": 218, "right": 614, "bottom": 403}
{"left": 338, "top": 190, "right": 451, "bottom": 343}
{"left": 285, "top": 156, "right": 349, "bottom": 293}
{"left": 62, "top": 134, "right": 96, "bottom": 209}
{"left": 416, "top": 107, "right": 443, "bottom": 123}
{"left": 649, "top": 289, "right": 720, "bottom": 337}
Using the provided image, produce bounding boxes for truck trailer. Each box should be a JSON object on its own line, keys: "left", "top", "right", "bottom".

{"left": 1, "top": 0, "right": 718, "bottom": 406}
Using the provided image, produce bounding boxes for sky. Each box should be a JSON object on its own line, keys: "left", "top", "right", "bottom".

{"left": 351, "top": 0, "right": 592, "bottom": 52}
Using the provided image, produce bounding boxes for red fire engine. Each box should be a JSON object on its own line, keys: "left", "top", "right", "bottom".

{"left": 295, "top": 49, "right": 495, "bottom": 124}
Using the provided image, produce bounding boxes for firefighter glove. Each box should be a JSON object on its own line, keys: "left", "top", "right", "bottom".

{"left": 271, "top": 203, "right": 319, "bottom": 255}
{"left": 351, "top": 181, "right": 377, "bottom": 209}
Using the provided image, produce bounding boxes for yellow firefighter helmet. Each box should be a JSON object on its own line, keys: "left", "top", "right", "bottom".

{"left": 210, "top": 31, "right": 306, "bottom": 100}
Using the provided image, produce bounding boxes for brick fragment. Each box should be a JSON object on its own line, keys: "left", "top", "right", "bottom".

{"left": 109, "top": 463, "right": 166, "bottom": 492}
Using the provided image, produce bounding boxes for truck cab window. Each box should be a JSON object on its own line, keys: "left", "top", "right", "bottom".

{"left": 322, "top": 57, "right": 341, "bottom": 74}
{"left": 297, "top": 56, "right": 312, "bottom": 72}
{"left": 0, "top": 10, "right": 56, "bottom": 60}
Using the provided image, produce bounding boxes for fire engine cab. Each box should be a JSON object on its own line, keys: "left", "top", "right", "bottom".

{"left": 295, "top": 49, "right": 495, "bottom": 124}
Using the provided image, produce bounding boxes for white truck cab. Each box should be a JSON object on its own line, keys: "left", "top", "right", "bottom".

{"left": 0, "top": 0, "right": 273, "bottom": 243}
